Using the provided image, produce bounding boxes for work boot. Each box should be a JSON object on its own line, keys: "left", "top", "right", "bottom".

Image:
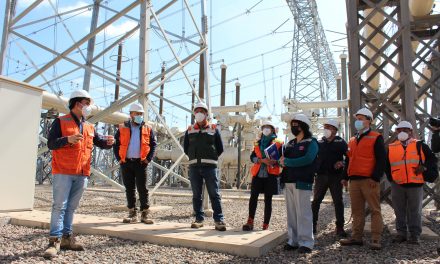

{"left": 408, "top": 235, "right": 420, "bottom": 245}
{"left": 140, "top": 209, "right": 154, "bottom": 224}
{"left": 242, "top": 218, "right": 254, "bottom": 231}
{"left": 336, "top": 226, "right": 348, "bottom": 237}
{"left": 43, "top": 237, "right": 60, "bottom": 259}
{"left": 392, "top": 234, "right": 407, "bottom": 243}
{"left": 191, "top": 219, "right": 204, "bottom": 228}
{"left": 215, "top": 221, "right": 227, "bottom": 231}
{"left": 262, "top": 223, "right": 269, "bottom": 230}
{"left": 340, "top": 237, "right": 363, "bottom": 246}
{"left": 60, "top": 233, "right": 84, "bottom": 251}
{"left": 369, "top": 240, "right": 381, "bottom": 250}
{"left": 123, "top": 208, "right": 138, "bottom": 223}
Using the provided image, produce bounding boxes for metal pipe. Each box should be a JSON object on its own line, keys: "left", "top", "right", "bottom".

{"left": 340, "top": 53, "right": 349, "bottom": 140}
{"left": 235, "top": 81, "right": 241, "bottom": 115}
{"left": 0, "top": 0, "right": 12, "bottom": 74}
{"left": 82, "top": 0, "right": 101, "bottom": 91}
{"left": 293, "top": 99, "right": 349, "bottom": 109}
{"left": 114, "top": 42, "right": 123, "bottom": 101}
{"left": 191, "top": 79, "right": 195, "bottom": 124}
{"left": 198, "top": 51, "right": 205, "bottom": 99}
{"left": 336, "top": 75, "right": 342, "bottom": 117}
{"left": 139, "top": 0, "right": 151, "bottom": 121}
{"left": 220, "top": 64, "right": 227, "bottom": 106}
{"left": 159, "top": 63, "right": 165, "bottom": 116}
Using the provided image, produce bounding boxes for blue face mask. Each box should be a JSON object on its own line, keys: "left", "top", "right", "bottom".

{"left": 133, "top": 115, "right": 143, "bottom": 124}
{"left": 354, "top": 120, "right": 364, "bottom": 131}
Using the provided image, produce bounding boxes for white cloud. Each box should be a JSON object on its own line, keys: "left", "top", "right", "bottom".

{"left": 101, "top": 20, "right": 139, "bottom": 38}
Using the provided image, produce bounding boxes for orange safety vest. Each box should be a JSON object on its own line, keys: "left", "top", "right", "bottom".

{"left": 118, "top": 123, "right": 151, "bottom": 163}
{"left": 388, "top": 139, "right": 425, "bottom": 184}
{"left": 52, "top": 114, "right": 95, "bottom": 176}
{"left": 250, "top": 139, "right": 283, "bottom": 177}
{"left": 347, "top": 131, "right": 381, "bottom": 177}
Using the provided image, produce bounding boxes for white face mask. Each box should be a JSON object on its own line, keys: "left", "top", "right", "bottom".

{"left": 397, "top": 131, "right": 409, "bottom": 142}
{"left": 323, "top": 129, "right": 332, "bottom": 139}
{"left": 81, "top": 104, "right": 92, "bottom": 118}
{"left": 195, "top": 112, "right": 206, "bottom": 123}
{"left": 262, "top": 128, "right": 272, "bottom": 136}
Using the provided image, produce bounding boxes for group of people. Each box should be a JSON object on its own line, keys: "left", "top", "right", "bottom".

{"left": 243, "top": 108, "right": 438, "bottom": 254}
{"left": 42, "top": 90, "right": 439, "bottom": 258}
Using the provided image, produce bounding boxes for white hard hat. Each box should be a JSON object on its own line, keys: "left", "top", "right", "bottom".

{"left": 70, "top": 90, "right": 91, "bottom": 100}
{"left": 194, "top": 101, "right": 208, "bottom": 112}
{"left": 291, "top": 113, "right": 311, "bottom": 127}
{"left": 396, "top": 121, "right": 413, "bottom": 130}
{"left": 129, "top": 102, "right": 144, "bottom": 113}
{"left": 261, "top": 120, "right": 275, "bottom": 129}
{"left": 354, "top": 108, "right": 373, "bottom": 120}
{"left": 324, "top": 119, "right": 339, "bottom": 130}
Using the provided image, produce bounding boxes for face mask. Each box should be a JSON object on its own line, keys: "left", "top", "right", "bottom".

{"left": 397, "top": 131, "right": 409, "bottom": 142}
{"left": 81, "top": 104, "right": 92, "bottom": 118}
{"left": 354, "top": 120, "right": 365, "bottom": 131}
{"left": 323, "top": 129, "right": 332, "bottom": 139}
{"left": 195, "top": 112, "right": 206, "bottom": 123}
{"left": 291, "top": 126, "right": 300, "bottom": 136}
{"left": 133, "top": 115, "right": 143, "bottom": 124}
{"left": 262, "top": 128, "right": 272, "bottom": 136}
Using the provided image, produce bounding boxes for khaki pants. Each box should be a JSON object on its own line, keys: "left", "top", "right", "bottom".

{"left": 349, "top": 179, "right": 383, "bottom": 241}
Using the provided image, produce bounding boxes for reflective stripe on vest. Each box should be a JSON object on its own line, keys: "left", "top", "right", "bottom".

{"left": 250, "top": 139, "right": 283, "bottom": 177}
{"left": 118, "top": 123, "right": 151, "bottom": 162}
{"left": 347, "top": 131, "right": 380, "bottom": 177}
{"left": 388, "top": 139, "right": 425, "bottom": 184}
{"left": 52, "top": 114, "right": 94, "bottom": 176}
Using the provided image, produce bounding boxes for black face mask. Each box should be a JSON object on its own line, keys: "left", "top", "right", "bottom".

{"left": 291, "top": 126, "right": 301, "bottom": 136}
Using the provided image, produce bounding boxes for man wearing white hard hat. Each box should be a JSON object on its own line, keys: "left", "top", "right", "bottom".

{"left": 183, "top": 101, "right": 226, "bottom": 231}
{"left": 386, "top": 121, "right": 438, "bottom": 245}
{"left": 44, "top": 90, "right": 115, "bottom": 258}
{"left": 312, "top": 119, "right": 348, "bottom": 237}
{"left": 242, "top": 119, "right": 283, "bottom": 231}
{"left": 113, "top": 102, "right": 157, "bottom": 225}
{"left": 340, "top": 107, "right": 386, "bottom": 250}
{"left": 280, "top": 113, "right": 319, "bottom": 254}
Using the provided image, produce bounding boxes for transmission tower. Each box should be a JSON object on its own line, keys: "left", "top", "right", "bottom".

{"left": 286, "top": 0, "right": 339, "bottom": 104}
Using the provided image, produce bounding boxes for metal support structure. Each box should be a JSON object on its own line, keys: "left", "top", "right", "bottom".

{"left": 114, "top": 43, "right": 123, "bottom": 101}
{"left": 340, "top": 54, "right": 349, "bottom": 139}
{"left": 82, "top": 0, "right": 101, "bottom": 91}
{"left": 235, "top": 81, "right": 240, "bottom": 115}
{"left": 159, "top": 63, "right": 165, "bottom": 116}
{"left": 0, "top": 0, "right": 15, "bottom": 74}
{"left": 139, "top": 0, "right": 151, "bottom": 122}
{"left": 286, "top": 0, "right": 338, "bottom": 106}
{"left": 220, "top": 64, "right": 227, "bottom": 106}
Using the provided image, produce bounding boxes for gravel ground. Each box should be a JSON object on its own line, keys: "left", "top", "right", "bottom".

{"left": 1, "top": 184, "right": 440, "bottom": 263}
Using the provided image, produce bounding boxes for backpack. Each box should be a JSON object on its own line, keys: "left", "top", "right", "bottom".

{"left": 416, "top": 141, "right": 439, "bottom": 183}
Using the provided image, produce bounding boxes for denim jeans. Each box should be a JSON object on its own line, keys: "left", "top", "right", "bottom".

{"left": 189, "top": 166, "right": 224, "bottom": 222}
{"left": 49, "top": 174, "right": 88, "bottom": 237}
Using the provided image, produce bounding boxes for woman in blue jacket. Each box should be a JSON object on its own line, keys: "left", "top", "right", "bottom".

{"left": 280, "top": 113, "right": 319, "bottom": 254}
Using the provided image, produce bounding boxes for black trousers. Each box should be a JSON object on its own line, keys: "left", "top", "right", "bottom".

{"left": 121, "top": 159, "right": 149, "bottom": 211}
{"left": 248, "top": 177, "right": 276, "bottom": 225}
{"left": 311, "top": 174, "right": 344, "bottom": 228}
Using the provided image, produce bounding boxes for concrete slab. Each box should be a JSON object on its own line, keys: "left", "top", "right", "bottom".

{"left": 1, "top": 210, "right": 286, "bottom": 257}
{"left": 345, "top": 221, "right": 438, "bottom": 240}
{"left": 388, "top": 222, "right": 438, "bottom": 240}
{"left": 110, "top": 205, "right": 173, "bottom": 212}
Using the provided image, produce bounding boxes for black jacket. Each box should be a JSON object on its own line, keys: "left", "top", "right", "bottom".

{"left": 316, "top": 136, "right": 348, "bottom": 176}
{"left": 432, "top": 131, "right": 440, "bottom": 153}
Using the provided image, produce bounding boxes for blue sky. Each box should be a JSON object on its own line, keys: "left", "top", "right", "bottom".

{"left": 0, "top": 0, "right": 350, "bottom": 131}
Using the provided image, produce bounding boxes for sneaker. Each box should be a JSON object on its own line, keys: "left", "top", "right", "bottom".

{"left": 215, "top": 221, "right": 227, "bottom": 231}
{"left": 123, "top": 208, "right": 138, "bottom": 223}
{"left": 191, "top": 220, "right": 204, "bottom": 229}
{"left": 340, "top": 237, "right": 363, "bottom": 246}
{"left": 262, "top": 223, "right": 269, "bottom": 230}
{"left": 369, "top": 240, "right": 381, "bottom": 250}
{"left": 60, "top": 233, "right": 84, "bottom": 251}
{"left": 336, "top": 226, "right": 348, "bottom": 237}
{"left": 283, "top": 243, "right": 299, "bottom": 251}
{"left": 407, "top": 236, "right": 420, "bottom": 245}
{"left": 392, "top": 235, "right": 407, "bottom": 243}
{"left": 242, "top": 217, "right": 254, "bottom": 231}
{"left": 43, "top": 237, "right": 60, "bottom": 259}
{"left": 140, "top": 209, "right": 154, "bottom": 224}
{"left": 297, "top": 246, "right": 312, "bottom": 254}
